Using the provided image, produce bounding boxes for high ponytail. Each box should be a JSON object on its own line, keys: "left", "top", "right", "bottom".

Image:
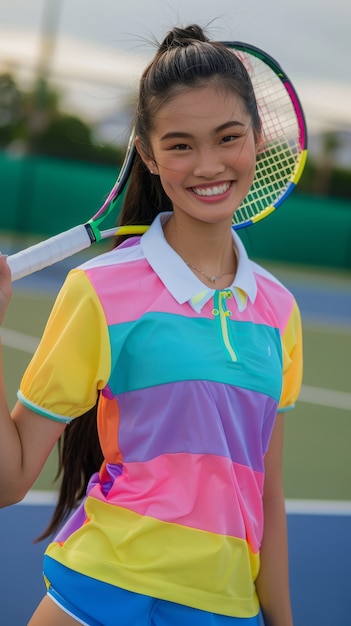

{"left": 158, "top": 24, "right": 209, "bottom": 50}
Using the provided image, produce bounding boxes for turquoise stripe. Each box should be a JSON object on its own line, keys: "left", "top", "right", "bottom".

{"left": 108, "top": 312, "right": 283, "bottom": 401}
{"left": 17, "top": 390, "right": 73, "bottom": 424}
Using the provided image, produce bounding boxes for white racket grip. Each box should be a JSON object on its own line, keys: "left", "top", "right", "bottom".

{"left": 7, "top": 224, "right": 93, "bottom": 282}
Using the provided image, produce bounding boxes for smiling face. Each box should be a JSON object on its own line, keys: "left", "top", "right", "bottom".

{"left": 136, "top": 83, "right": 259, "bottom": 228}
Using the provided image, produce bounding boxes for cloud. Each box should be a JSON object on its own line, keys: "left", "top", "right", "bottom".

{"left": 0, "top": 26, "right": 350, "bottom": 133}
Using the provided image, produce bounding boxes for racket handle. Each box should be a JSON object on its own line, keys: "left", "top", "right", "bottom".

{"left": 8, "top": 225, "right": 93, "bottom": 282}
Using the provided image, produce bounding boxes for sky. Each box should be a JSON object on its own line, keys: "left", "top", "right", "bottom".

{"left": 0, "top": 0, "right": 350, "bottom": 133}
{"left": 0, "top": 0, "right": 350, "bottom": 80}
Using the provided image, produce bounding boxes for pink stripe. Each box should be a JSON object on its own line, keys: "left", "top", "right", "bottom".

{"left": 90, "top": 453, "right": 264, "bottom": 552}
{"left": 227, "top": 274, "right": 294, "bottom": 329}
{"left": 85, "top": 262, "right": 196, "bottom": 324}
{"left": 86, "top": 260, "right": 294, "bottom": 331}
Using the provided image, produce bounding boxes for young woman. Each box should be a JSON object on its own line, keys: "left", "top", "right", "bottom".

{"left": 0, "top": 25, "right": 302, "bottom": 626}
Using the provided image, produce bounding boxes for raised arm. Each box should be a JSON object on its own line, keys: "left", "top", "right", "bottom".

{"left": 0, "top": 255, "right": 65, "bottom": 507}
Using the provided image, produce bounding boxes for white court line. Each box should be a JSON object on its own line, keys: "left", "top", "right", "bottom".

{"left": 286, "top": 499, "right": 351, "bottom": 516}
{"left": 18, "top": 490, "right": 58, "bottom": 505}
{"left": 1, "top": 327, "right": 40, "bottom": 353}
{"left": 17, "top": 491, "right": 351, "bottom": 516}
{"left": 299, "top": 385, "right": 351, "bottom": 411}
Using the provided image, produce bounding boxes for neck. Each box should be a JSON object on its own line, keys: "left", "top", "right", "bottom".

{"left": 163, "top": 215, "right": 238, "bottom": 287}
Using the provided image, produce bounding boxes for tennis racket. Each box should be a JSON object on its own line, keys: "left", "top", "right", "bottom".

{"left": 7, "top": 42, "right": 307, "bottom": 282}
{"left": 223, "top": 42, "right": 307, "bottom": 229}
{"left": 7, "top": 130, "right": 146, "bottom": 282}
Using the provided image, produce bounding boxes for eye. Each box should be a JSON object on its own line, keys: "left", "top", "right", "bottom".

{"left": 172, "top": 143, "right": 191, "bottom": 151}
{"left": 220, "top": 135, "right": 239, "bottom": 144}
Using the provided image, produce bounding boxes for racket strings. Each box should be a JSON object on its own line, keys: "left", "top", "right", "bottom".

{"left": 232, "top": 51, "right": 304, "bottom": 225}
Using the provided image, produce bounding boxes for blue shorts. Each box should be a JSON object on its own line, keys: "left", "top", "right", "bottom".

{"left": 44, "top": 556, "right": 260, "bottom": 626}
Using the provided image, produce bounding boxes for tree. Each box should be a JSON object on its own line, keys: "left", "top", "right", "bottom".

{"left": 313, "top": 131, "right": 343, "bottom": 196}
{"left": 0, "top": 72, "right": 123, "bottom": 165}
{"left": 0, "top": 73, "right": 24, "bottom": 147}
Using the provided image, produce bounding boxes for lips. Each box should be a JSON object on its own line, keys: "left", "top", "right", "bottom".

{"left": 191, "top": 182, "right": 231, "bottom": 197}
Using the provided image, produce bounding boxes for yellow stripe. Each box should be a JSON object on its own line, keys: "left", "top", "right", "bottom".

{"left": 46, "top": 498, "right": 260, "bottom": 618}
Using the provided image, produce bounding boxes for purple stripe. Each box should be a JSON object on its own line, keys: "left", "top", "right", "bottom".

{"left": 53, "top": 468, "right": 125, "bottom": 542}
{"left": 54, "top": 497, "right": 88, "bottom": 541}
{"left": 117, "top": 381, "right": 277, "bottom": 472}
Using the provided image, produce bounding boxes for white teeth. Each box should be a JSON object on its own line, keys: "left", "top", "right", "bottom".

{"left": 192, "top": 183, "right": 231, "bottom": 197}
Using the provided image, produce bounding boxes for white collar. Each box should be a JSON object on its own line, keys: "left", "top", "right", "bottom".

{"left": 141, "top": 212, "right": 257, "bottom": 313}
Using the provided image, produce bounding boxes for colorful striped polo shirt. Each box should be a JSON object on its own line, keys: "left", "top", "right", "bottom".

{"left": 18, "top": 212, "right": 303, "bottom": 618}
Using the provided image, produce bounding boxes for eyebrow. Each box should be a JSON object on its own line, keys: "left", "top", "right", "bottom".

{"left": 160, "top": 120, "right": 246, "bottom": 142}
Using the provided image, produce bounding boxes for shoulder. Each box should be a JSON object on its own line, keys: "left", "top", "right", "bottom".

{"left": 78, "top": 236, "right": 145, "bottom": 273}
{"left": 66, "top": 237, "right": 148, "bottom": 294}
{"left": 250, "top": 260, "right": 295, "bottom": 300}
{"left": 61, "top": 236, "right": 162, "bottom": 312}
{"left": 250, "top": 260, "right": 300, "bottom": 333}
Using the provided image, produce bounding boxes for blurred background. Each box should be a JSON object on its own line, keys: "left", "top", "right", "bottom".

{"left": 0, "top": 0, "right": 350, "bottom": 263}
{"left": 0, "top": 0, "right": 350, "bottom": 245}
{"left": 0, "top": 2, "right": 350, "bottom": 625}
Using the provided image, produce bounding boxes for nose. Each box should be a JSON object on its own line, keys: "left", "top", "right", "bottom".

{"left": 193, "top": 147, "right": 226, "bottom": 179}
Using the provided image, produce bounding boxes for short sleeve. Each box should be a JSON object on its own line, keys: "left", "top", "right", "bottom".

{"left": 278, "top": 299, "right": 303, "bottom": 411}
{"left": 18, "top": 269, "right": 111, "bottom": 423}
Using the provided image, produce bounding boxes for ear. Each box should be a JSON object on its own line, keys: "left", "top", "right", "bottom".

{"left": 135, "top": 136, "right": 159, "bottom": 175}
{"left": 254, "top": 124, "right": 265, "bottom": 156}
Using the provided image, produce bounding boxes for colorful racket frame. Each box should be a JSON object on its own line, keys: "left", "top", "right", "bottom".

{"left": 223, "top": 42, "right": 307, "bottom": 229}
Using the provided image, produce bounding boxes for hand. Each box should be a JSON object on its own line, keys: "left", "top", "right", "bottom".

{"left": 0, "top": 254, "right": 12, "bottom": 326}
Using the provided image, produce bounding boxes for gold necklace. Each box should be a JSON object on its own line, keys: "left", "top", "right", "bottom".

{"left": 163, "top": 228, "right": 236, "bottom": 284}
{"left": 185, "top": 261, "right": 234, "bottom": 283}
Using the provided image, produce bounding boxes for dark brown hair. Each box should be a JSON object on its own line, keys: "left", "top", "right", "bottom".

{"left": 36, "top": 403, "right": 103, "bottom": 541}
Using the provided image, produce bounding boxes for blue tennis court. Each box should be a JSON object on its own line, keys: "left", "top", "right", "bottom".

{"left": 2, "top": 495, "right": 350, "bottom": 625}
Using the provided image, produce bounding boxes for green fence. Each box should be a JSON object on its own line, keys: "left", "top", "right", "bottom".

{"left": 239, "top": 193, "right": 351, "bottom": 270}
{"left": 1, "top": 152, "right": 351, "bottom": 269}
